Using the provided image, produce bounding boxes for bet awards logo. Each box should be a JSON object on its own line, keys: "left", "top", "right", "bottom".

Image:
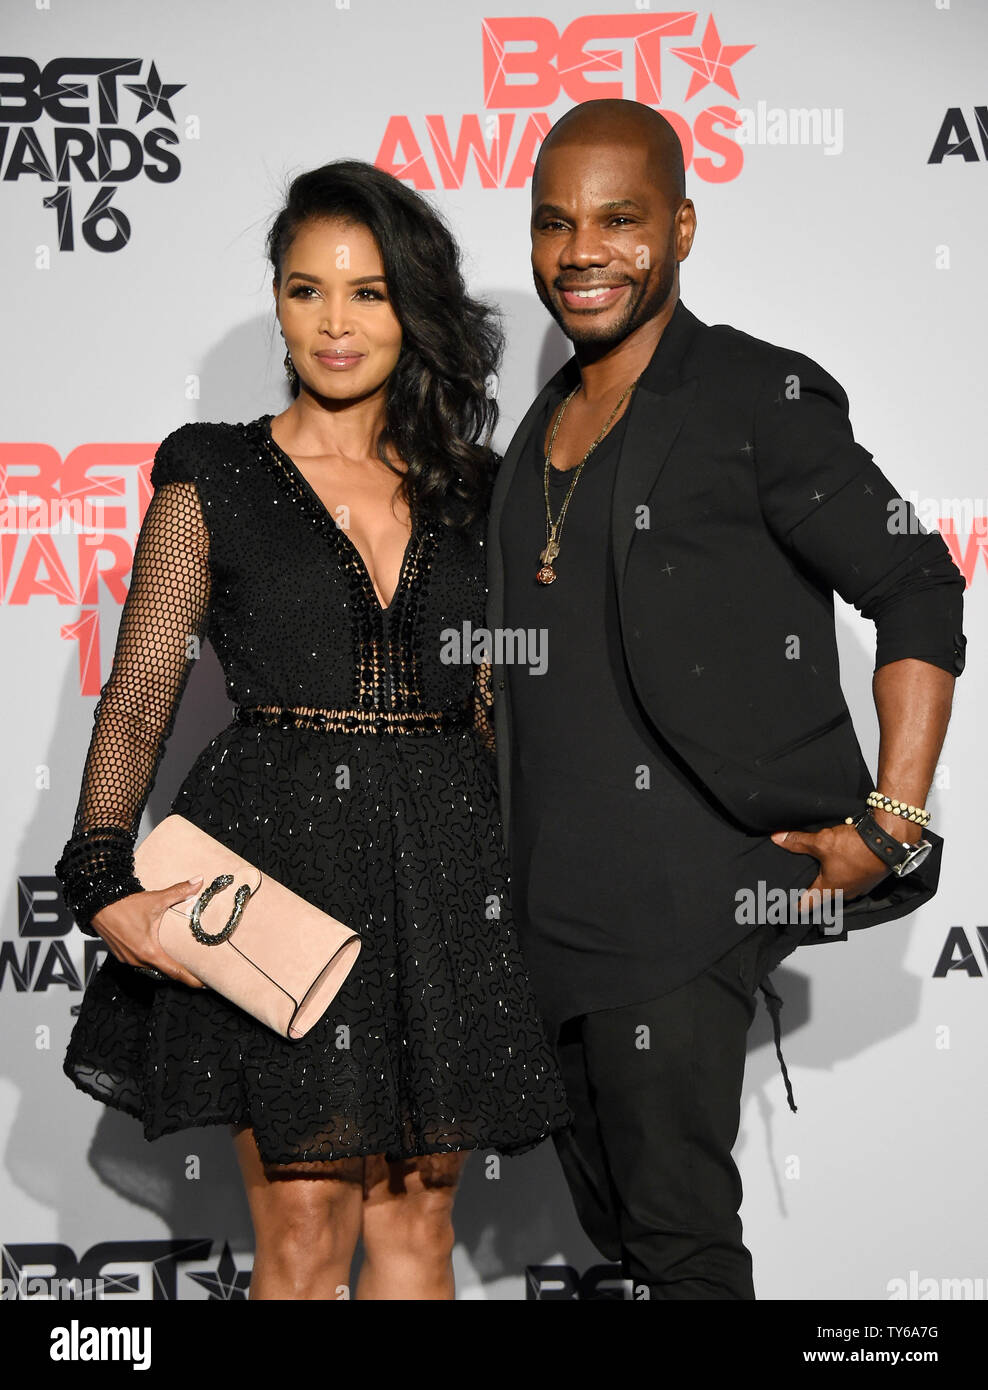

{"left": 527, "top": 1263, "right": 638, "bottom": 1299}
{"left": 0, "top": 57, "right": 189, "bottom": 252}
{"left": 933, "top": 927, "right": 988, "bottom": 977}
{"left": 928, "top": 106, "right": 988, "bottom": 163}
{"left": 2, "top": 1239, "right": 251, "bottom": 1300}
{"left": 0, "top": 437, "right": 156, "bottom": 694}
{"left": 375, "top": 12, "right": 754, "bottom": 188}
{"left": 1, "top": 876, "right": 107, "bottom": 995}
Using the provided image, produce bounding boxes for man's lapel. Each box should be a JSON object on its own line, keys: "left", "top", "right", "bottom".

{"left": 609, "top": 299, "right": 703, "bottom": 594}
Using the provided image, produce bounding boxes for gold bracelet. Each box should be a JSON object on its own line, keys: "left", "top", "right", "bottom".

{"left": 866, "top": 790, "right": 931, "bottom": 827}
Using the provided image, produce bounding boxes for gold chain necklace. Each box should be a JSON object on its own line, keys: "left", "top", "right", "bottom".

{"left": 537, "top": 378, "right": 639, "bottom": 585}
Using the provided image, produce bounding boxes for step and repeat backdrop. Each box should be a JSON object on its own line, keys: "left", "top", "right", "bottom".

{"left": 1, "top": 0, "right": 985, "bottom": 1301}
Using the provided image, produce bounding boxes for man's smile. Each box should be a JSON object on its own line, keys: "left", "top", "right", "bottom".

{"left": 556, "top": 283, "right": 631, "bottom": 310}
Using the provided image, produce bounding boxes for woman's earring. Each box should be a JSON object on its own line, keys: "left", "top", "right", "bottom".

{"left": 283, "top": 348, "right": 298, "bottom": 387}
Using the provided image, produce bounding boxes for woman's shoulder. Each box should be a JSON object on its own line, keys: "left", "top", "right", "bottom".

{"left": 149, "top": 417, "right": 264, "bottom": 488}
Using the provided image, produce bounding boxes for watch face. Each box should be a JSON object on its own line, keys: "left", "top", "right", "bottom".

{"left": 892, "top": 840, "right": 933, "bottom": 878}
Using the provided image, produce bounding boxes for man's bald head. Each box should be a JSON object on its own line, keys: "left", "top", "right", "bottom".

{"left": 533, "top": 99, "right": 686, "bottom": 206}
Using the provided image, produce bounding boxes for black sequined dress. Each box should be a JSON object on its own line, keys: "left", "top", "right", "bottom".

{"left": 54, "top": 416, "right": 572, "bottom": 1165}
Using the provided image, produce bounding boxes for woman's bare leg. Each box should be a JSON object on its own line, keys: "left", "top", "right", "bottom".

{"left": 356, "top": 1150, "right": 470, "bottom": 1300}
{"left": 231, "top": 1124, "right": 364, "bottom": 1300}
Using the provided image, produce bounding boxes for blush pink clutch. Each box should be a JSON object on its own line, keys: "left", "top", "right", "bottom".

{"left": 133, "top": 814, "right": 361, "bottom": 1040}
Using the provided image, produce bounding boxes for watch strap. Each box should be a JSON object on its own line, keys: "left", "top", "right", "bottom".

{"left": 853, "top": 811, "right": 912, "bottom": 870}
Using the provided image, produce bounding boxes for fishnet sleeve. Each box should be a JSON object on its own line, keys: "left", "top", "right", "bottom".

{"left": 54, "top": 466, "right": 211, "bottom": 936}
{"left": 472, "top": 659, "right": 496, "bottom": 758}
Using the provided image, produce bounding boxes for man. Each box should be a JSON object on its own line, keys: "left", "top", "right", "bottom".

{"left": 486, "top": 99, "right": 966, "bottom": 1299}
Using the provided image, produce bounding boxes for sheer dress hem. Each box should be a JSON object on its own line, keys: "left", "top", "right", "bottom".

{"left": 62, "top": 1053, "right": 568, "bottom": 1163}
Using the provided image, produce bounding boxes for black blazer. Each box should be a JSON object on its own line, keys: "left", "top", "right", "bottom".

{"left": 485, "top": 301, "right": 966, "bottom": 944}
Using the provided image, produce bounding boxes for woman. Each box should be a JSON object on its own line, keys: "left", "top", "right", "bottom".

{"left": 54, "top": 159, "right": 571, "bottom": 1300}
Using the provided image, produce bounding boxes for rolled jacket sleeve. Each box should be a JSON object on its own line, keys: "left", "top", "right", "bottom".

{"left": 752, "top": 350, "right": 966, "bottom": 678}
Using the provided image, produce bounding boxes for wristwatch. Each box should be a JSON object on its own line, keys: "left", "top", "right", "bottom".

{"left": 851, "top": 811, "right": 933, "bottom": 878}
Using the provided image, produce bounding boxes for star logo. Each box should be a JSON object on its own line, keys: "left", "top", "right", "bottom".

{"left": 185, "top": 1242, "right": 252, "bottom": 1301}
{"left": 124, "top": 61, "right": 185, "bottom": 122}
{"left": 670, "top": 17, "right": 754, "bottom": 101}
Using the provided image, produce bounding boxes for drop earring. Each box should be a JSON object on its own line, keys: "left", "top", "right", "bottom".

{"left": 279, "top": 329, "right": 298, "bottom": 387}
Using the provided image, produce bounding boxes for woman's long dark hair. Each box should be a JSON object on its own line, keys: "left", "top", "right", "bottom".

{"left": 267, "top": 160, "right": 503, "bottom": 528}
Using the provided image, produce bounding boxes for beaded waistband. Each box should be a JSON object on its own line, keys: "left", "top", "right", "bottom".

{"left": 233, "top": 703, "right": 471, "bottom": 736}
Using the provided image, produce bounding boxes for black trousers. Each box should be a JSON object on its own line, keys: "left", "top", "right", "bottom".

{"left": 551, "top": 921, "right": 804, "bottom": 1300}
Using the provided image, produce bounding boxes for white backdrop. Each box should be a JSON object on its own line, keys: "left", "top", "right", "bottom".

{"left": 2, "top": 0, "right": 985, "bottom": 1301}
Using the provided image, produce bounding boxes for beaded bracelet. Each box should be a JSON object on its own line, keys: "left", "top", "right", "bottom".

{"left": 865, "top": 790, "right": 931, "bottom": 827}
{"left": 54, "top": 827, "right": 144, "bottom": 938}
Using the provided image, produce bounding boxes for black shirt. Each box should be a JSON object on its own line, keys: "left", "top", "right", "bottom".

{"left": 500, "top": 396, "right": 820, "bottom": 1034}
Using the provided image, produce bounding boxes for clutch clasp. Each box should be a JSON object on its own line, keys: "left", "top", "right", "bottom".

{"left": 188, "top": 873, "right": 253, "bottom": 944}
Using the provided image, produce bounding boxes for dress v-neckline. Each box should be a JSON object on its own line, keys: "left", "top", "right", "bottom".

{"left": 258, "top": 414, "right": 414, "bottom": 614}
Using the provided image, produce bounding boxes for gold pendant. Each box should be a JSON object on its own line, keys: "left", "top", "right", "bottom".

{"left": 540, "top": 539, "right": 559, "bottom": 565}
{"left": 537, "top": 564, "right": 557, "bottom": 584}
